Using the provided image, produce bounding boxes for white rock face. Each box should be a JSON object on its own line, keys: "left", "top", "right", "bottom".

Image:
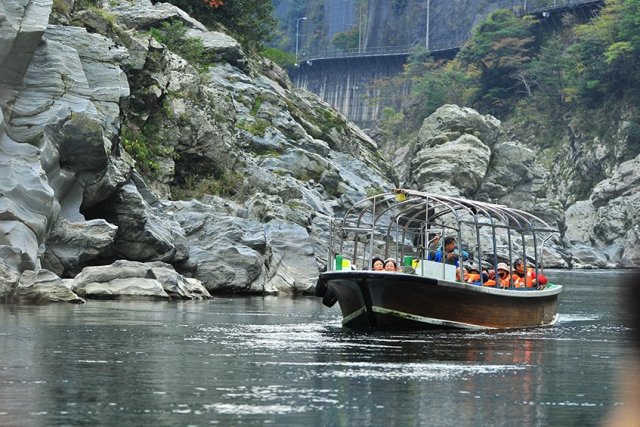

{"left": 72, "top": 260, "right": 210, "bottom": 300}
{"left": 565, "top": 200, "right": 597, "bottom": 244}
{"left": 407, "top": 105, "right": 547, "bottom": 208}
{"left": 0, "top": 0, "right": 52, "bottom": 87}
{"left": 563, "top": 154, "right": 640, "bottom": 267}
{"left": 410, "top": 134, "right": 491, "bottom": 197}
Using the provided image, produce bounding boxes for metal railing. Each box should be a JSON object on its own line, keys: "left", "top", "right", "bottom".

{"left": 298, "top": 0, "right": 602, "bottom": 62}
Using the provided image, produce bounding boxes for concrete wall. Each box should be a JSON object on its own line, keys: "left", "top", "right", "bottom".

{"left": 290, "top": 55, "right": 409, "bottom": 129}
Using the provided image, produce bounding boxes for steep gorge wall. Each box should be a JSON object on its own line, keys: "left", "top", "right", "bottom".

{"left": 283, "top": 0, "right": 519, "bottom": 127}
{"left": 275, "top": 0, "right": 517, "bottom": 54}
{"left": 360, "top": 0, "right": 510, "bottom": 51}
{"left": 290, "top": 55, "right": 408, "bottom": 129}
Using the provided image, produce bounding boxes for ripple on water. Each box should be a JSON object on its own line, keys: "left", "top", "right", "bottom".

{"left": 204, "top": 384, "right": 340, "bottom": 415}
{"left": 314, "top": 361, "right": 523, "bottom": 381}
{"left": 558, "top": 313, "right": 600, "bottom": 322}
{"left": 253, "top": 360, "right": 524, "bottom": 381}
{"left": 203, "top": 403, "right": 308, "bottom": 415}
{"left": 192, "top": 322, "right": 398, "bottom": 353}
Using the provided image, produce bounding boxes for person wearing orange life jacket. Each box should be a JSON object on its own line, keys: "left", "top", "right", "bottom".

{"left": 465, "top": 264, "right": 491, "bottom": 286}
{"left": 465, "top": 264, "right": 481, "bottom": 284}
{"left": 495, "top": 262, "right": 512, "bottom": 288}
{"left": 482, "top": 265, "right": 497, "bottom": 287}
{"left": 512, "top": 259, "right": 533, "bottom": 288}
{"left": 512, "top": 258, "right": 548, "bottom": 288}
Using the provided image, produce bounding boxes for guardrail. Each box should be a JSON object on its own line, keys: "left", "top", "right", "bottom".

{"left": 297, "top": 0, "right": 602, "bottom": 62}
{"left": 297, "top": 39, "right": 465, "bottom": 61}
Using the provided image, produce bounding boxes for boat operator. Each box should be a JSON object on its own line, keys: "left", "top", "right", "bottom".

{"left": 433, "top": 236, "right": 468, "bottom": 266}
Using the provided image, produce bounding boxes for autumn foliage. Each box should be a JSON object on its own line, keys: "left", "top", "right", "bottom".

{"left": 203, "top": 0, "right": 223, "bottom": 8}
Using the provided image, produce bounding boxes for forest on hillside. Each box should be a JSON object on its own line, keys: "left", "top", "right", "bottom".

{"left": 152, "top": 0, "right": 639, "bottom": 205}
{"left": 159, "top": 0, "right": 640, "bottom": 145}
{"left": 374, "top": 0, "right": 640, "bottom": 155}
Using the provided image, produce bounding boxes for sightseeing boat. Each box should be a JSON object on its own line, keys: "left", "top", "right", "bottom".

{"left": 315, "top": 189, "right": 563, "bottom": 331}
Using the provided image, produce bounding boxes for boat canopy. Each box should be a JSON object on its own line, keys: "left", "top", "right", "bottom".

{"left": 327, "top": 189, "right": 558, "bottom": 283}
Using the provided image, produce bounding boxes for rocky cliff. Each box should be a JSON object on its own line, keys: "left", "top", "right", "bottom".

{"left": 393, "top": 104, "right": 640, "bottom": 269}
{"left": 0, "top": 0, "right": 395, "bottom": 303}
{"left": 1, "top": 0, "right": 635, "bottom": 305}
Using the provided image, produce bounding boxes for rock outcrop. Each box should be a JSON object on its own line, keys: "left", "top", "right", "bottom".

{"left": 564, "top": 156, "right": 640, "bottom": 267}
{"left": 405, "top": 105, "right": 547, "bottom": 207}
{"left": 404, "top": 104, "right": 639, "bottom": 268}
{"left": 1, "top": 0, "right": 637, "bottom": 305}
{"left": 72, "top": 260, "right": 210, "bottom": 300}
{"left": 0, "top": 0, "right": 394, "bottom": 303}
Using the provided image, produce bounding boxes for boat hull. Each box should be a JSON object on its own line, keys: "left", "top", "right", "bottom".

{"left": 318, "top": 271, "right": 561, "bottom": 331}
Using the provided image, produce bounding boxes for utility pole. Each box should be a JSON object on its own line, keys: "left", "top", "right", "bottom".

{"left": 425, "top": 0, "right": 430, "bottom": 51}
{"left": 358, "top": 1, "right": 363, "bottom": 53}
{"left": 296, "top": 16, "right": 307, "bottom": 60}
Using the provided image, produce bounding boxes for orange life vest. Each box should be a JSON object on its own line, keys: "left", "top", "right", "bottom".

{"left": 466, "top": 273, "right": 481, "bottom": 283}
{"left": 513, "top": 268, "right": 535, "bottom": 288}
{"left": 498, "top": 275, "right": 511, "bottom": 287}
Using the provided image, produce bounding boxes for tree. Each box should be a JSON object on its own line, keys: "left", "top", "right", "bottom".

{"left": 157, "top": 0, "right": 276, "bottom": 49}
{"left": 332, "top": 27, "right": 359, "bottom": 51}
{"left": 457, "top": 9, "right": 538, "bottom": 115}
{"left": 567, "top": 0, "right": 640, "bottom": 103}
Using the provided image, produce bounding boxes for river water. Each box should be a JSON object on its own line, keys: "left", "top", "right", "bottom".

{"left": 0, "top": 270, "right": 637, "bottom": 426}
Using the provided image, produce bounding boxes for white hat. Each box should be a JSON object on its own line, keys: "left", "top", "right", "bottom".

{"left": 497, "top": 262, "right": 509, "bottom": 271}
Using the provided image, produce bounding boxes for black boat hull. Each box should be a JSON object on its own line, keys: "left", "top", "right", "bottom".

{"left": 318, "top": 271, "right": 561, "bottom": 331}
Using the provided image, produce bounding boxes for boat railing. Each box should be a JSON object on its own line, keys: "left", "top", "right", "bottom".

{"left": 326, "top": 189, "right": 558, "bottom": 289}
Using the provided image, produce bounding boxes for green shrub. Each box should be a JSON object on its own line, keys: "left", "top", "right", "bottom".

{"left": 237, "top": 119, "right": 271, "bottom": 137}
{"left": 261, "top": 47, "right": 296, "bottom": 68}
{"left": 120, "top": 125, "right": 173, "bottom": 175}
{"left": 174, "top": 170, "right": 244, "bottom": 198}
{"left": 149, "top": 21, "right": 211, "bottom": 70}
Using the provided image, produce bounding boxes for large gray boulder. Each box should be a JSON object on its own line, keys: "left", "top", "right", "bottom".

{"left": 477, "top": 140, "right": 546, "bottom": 205}
{"left": 563, "top": 155, "right": 640, "bottom": 267}
{"left": 13, "top": 269, "right": 85, "bottom": 304}
{"left": 166, "top": 199, "right": 280, "bottom": 294}
{"left": 42, "top": 218, "right": 118, "bottom": 277}
{"left": 73, "top": 260, "right": 209, "bottom": 300}
{"left": 406, "top": 105, "right": 546, "bottom": 207}
{"left": 416, "top": 104, "right": 501, "bottom": 147}
{"left": 98, "top": 180, "right": 189, "bottom": 263}
{"left": 409, "top": 133, "right": 491, "bottom": 197}
{"left": 264, "top": 219, "right": 318, "bottom": 293}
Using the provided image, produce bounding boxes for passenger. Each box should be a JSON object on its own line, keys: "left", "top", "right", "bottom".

{"left": 371, "top": 257, "right": 384, "bottom": 271}
{"left": 512, "top": 258, "right": 546, "bottom": 288}
{"left": 465, "top": 264, "right": 482, "bottom": 285}
{"left": 495, "top": 262, "right": 512, "bottom": 288}
{"left": 465, "top": 264, "right": 492, "bottom": 286}
{"left": 455, "top": 266, "right": 468, "bottom": 282}
{"left": 511, "top": 259, "right": 529, "bottom": 288}
{"left": 384, "top": 258, "right": 398, "bottom": 272}
{"left": 482, "top": 266, "right": 497, "bottom": 287}
{"left": 427, "top": 233, "right": 441, "bottom": 259}
{"left": 434, "top": 237, "right": 469, "bottom": 266}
